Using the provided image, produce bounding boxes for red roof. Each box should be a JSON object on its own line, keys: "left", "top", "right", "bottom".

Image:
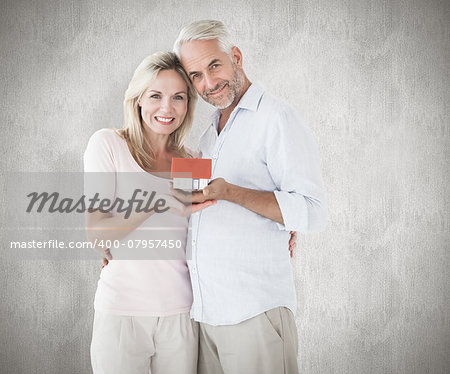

{"left": 171, "top": 158, "right": 212, "bottom": 179}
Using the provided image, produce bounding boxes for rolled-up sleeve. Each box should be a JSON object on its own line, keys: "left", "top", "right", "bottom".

{"left": 267, "top": 107, "right": 327, "bottom": 232}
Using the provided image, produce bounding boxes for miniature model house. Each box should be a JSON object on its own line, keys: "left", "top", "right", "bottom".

{"left": 171, "top": 158, "right": 212, "bottom": 190}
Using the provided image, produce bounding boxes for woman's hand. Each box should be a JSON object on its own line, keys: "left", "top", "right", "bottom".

{"left": 162, "top": 193, "right": 217, "bottom": 216}
{"left": 289, "top": 231, "right": 297, "bottom": 258}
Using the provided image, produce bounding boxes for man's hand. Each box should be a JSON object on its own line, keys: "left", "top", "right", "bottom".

{"left": 201, "top": 178, "right": 230, "bottom": 200}
{"left": 171, "top": 180, "right": 297, "bottom": 256}
{"left": 171, "top": 178, "right": 285, "bottom": 224}
{"left": 169, "top": 179, "right": 229, "bottom": 204}
{"left": 99, "top": 248, "right": 111, "bottom": 270}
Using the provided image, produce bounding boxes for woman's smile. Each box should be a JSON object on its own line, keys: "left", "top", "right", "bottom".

{"left": 154, "top": 116, "right": 175, "bottom": 125}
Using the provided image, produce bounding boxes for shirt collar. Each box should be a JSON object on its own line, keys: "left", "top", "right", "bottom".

{"left": 236, "top": 82, "right": 264, "bottom": 112}
{"left": 210, "top": 82, "right": 265, "bottom": 128}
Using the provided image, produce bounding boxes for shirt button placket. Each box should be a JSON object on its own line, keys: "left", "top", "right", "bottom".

{"left": 191, "top": 239, "right": 197, "bottom": 273}
{"left": 191, "top": 227, "right": 202, "bottom": 319}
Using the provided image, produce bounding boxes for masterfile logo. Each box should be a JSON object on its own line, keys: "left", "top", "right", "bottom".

{"left": 3, "top": 172, "right": 192, "bottom": 261}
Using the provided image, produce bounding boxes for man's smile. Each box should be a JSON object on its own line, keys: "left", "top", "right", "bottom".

{"left": 206, "top": 82, "right": 228, "bottom": 98}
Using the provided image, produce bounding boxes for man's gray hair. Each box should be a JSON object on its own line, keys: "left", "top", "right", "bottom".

{"left": 173, "top": 20, "right": 234, "bottom": 58}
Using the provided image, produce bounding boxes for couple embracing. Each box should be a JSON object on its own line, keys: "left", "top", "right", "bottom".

{"left": 84, "top": 20, "right": 327, "bottom": 374}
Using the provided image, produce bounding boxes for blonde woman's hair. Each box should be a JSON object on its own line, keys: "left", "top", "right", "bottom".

{"left": 173, "top": 20, "right": 234, "bottom": 58}
{"left": 119, "top": 51, "right": 197, "bottom": 170}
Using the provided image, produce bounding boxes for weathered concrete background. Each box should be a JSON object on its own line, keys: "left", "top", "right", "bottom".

{"left": 1, "top": 0, "right": 449, "bottom": 373}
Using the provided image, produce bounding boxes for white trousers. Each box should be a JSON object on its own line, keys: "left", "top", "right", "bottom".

{"left": 91, "top": 311, "right": 199, "bottom": 374}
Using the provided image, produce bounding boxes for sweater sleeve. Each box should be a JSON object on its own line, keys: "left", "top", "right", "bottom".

{"left": 83, "top": 129, "right": 117, "bottom": 209}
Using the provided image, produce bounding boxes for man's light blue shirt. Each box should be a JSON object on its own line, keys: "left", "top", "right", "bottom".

{"left": 188, "top": 82, "right": 327, "bottom": 326}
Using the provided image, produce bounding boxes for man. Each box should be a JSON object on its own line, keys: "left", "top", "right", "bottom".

{"left": 173, "top": 20, "right": 327, "bottom": 374}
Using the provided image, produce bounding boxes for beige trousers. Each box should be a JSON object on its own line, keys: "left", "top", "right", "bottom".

{"left": 198, "top": 307, "right": 299, "bottom": 374}
{"left": 90, "top": 311, "right": 199, "bottom": 374}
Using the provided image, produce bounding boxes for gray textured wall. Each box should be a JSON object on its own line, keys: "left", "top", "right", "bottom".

{"left": 1, "top": 0, "right": 449, "bottom": 373}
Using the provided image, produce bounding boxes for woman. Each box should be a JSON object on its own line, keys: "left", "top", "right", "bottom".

{"left": 84, "top": 51, "right": 214, "bottom": 374}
